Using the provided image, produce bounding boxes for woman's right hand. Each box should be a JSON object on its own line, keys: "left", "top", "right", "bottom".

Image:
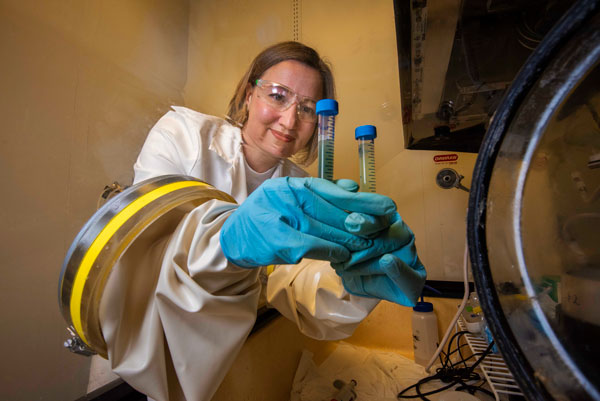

{"left": 219, "top": 177, "right": 397, "bottom": 268}
{"left": 335, "top": 251, "right": 426, "bottom": 307}
{"left": 332, "top": 212, "right": 427, "bottom": 306}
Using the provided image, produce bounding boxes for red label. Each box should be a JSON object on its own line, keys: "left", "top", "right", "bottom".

{"left": 434, "top": 154, "right": 458, "bottom": 163}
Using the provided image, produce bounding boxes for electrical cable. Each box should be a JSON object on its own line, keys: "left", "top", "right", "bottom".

{"left": 398, "top": 338, "right": 497, "bottom": 401}
{"left": 424, "top": 240, "right": 470, "bottom": 372}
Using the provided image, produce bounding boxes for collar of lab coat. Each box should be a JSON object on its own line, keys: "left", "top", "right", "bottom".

{"left": 168, "top": 106, "right": 242, "bottom": 166}
{"left": 208, "top": 118, "right": 243, "bottom": 166}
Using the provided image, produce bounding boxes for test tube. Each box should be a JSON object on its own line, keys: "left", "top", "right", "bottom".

{"left": 316, "top": 99, "right": 338, "bottom": 181}
{"left": 355, "top": 125, "right": 377, "bottom": 192}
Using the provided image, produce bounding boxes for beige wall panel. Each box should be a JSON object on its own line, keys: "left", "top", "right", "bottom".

{"left": 185, "top": 0, "right": 294, "bottom": 115}
{"left": 0, "top": 1, "right": 189, "bottom": 399}
{"left": 379, "top": 151, "right": 477, "bottom": 280}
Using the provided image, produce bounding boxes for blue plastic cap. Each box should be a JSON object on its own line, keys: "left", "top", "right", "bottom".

{"left": 316, "top": 99, "right": 338, "bottom": 116}
{"left": 355, "top": 125, "right": 377, "bottom": 140}
{"left": 413, "top": 301, "right": 433, "bottom": 312}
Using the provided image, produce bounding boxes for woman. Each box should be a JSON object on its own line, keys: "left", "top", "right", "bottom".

{"left": 102, "top": 41, "right": 425, "bottom": 401}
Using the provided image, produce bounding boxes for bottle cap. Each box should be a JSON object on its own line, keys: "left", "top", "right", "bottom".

{"left": 413, "top": 301, "right": 433, "bottom": 312}
{"left": 355, "top": 125, "right": 377, "bottom": 140}
{"left": 316, "top": 99, "right": 338, "bottom": 116}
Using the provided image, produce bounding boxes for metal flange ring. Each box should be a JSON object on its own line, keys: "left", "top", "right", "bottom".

{"left": 58, "top": 175, "right": 236, "bottom": 357}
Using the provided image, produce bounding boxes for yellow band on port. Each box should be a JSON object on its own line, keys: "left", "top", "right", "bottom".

{"left": 69, "top": 181, "right": 207, "bottom": 345}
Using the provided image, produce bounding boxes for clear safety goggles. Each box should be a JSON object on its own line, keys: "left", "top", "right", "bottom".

{"left": 254, "top": 79, "right": 318, "bottom": 123}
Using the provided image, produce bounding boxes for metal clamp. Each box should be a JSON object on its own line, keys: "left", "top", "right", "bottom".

{"left": 63, "top": 326, "right": 96, "bottom": 357}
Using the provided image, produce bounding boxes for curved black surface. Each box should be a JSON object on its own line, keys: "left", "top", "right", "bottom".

{"left": 466, "top": 1, "right": 600, "bottom": 400}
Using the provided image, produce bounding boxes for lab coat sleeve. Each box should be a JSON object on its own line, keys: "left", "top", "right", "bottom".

{"left": 133, "top": 110, "right": 201, "bottom": 184}
{"left": 266, "top": 259, "right": 380, "bottom": 340}
{"left": 99, "top": 199, "right": 261, "bottom": 401}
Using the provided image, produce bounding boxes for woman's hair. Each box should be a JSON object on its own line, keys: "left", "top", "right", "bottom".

{"left": 226, "top": 41, "right": 335, "bottom": 166}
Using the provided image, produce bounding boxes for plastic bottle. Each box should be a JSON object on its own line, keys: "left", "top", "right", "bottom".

{"left": 354, "top": 125, "right": 377, "bottom": 192}
{"left": 462, "top": 292, "right": 484, "bottom": 333}
{"left": 412, "top": 297, "right": 439, "bottom": 366}
{"left": 316, "top": 99, "right": 338, "bottom": 181}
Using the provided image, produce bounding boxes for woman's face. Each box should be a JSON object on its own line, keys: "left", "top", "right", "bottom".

{"left": 242, "top": 60, "right": 322, "bottom": 167}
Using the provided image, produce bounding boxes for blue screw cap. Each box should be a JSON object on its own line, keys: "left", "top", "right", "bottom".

{"left": 355, "top": 125, "right": 377, "bottom": 140}
{"left": 413, "top": 301, "right": 433, "bottom": 312}
{"left": 316, "top": 99, "right": 338, "bottom": 116}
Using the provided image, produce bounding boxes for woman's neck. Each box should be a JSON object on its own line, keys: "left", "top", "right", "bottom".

{"left": 241, "top": 143, "right": 280, "bottom": 173}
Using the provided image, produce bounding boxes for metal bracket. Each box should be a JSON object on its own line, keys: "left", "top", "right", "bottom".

{"left": 63, "top": 326, "right": 96, "bottom": 357}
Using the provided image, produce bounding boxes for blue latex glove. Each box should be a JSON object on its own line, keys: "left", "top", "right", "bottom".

{"left": 220, "top": 177, "right": 398, "bottom": 268}
{"left": 333, "top": 178, "right": 359, "bottom": 192}
{"left": 334, "top": 178, "right": 395, "bottom": 237}
{"left": 332, "top": 213, "right": 426, "bottom": 306}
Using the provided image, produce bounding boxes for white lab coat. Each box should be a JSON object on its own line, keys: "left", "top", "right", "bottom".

{"left": 99, "top": 106, "right": 379, "bottom": 401}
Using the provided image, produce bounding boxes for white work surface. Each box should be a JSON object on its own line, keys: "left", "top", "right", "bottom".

{"left": 291, "top": 342, "right": 494, "bottom": 401}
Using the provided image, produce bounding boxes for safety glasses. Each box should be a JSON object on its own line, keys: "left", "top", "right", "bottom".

{"left": 254, "top": 79, "right": 318, "bottom": 123}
